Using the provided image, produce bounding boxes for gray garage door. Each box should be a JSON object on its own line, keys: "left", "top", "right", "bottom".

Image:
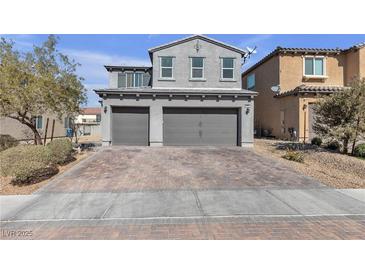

{"left": 163, "top": 108, "right": 238, "bottom": 146}
{"left": 112, "top": 107, "right": 149, "bottom": 145}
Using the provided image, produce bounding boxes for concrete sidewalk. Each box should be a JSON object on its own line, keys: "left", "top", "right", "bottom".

{"left": 1, "top": 188, "right": 364, "bottom": 222}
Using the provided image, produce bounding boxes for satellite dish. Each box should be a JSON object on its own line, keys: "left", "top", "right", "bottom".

{"left": 271, "top": 85, "right": 281, "bottom": 94}
{"left": 246, "top": 46, "right": 257, "bottom": 54}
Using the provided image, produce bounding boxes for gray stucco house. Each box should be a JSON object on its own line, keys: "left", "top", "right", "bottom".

{"left": 95, "top": 35, "right": 257, "bottom": 147}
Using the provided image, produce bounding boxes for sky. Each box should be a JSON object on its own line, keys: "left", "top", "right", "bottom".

{"left": 3, "top": 34, "right": 365, "bottom": 107}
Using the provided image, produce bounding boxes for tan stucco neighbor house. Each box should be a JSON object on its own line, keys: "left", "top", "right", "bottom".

{"left": 0, "top": 114, "right": 69, "bottom": 142}
{"left": 242, "top": 42, "right": 365, "bottom": 142}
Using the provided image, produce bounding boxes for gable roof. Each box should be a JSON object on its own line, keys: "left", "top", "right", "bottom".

{"left": 148, "top": 35, "right": 247, "bottom": 56}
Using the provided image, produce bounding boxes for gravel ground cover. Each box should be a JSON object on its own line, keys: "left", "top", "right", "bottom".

{"left": 254, "top": 139, "right": 365, "bottom": 188}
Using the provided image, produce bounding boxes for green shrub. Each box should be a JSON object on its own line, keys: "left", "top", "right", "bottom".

{"left": 47, "top": 138, "right": 73, "bottom": 164}
{"left": 0, "top": 145, "right": 57, "bottom": 184}
{"left": 282, "top": 150, "right": 305, "bottom": 163}
{"left": 325, "top": 140, "right": 341, "bottom": 151}
{"left": 0, "top": 145, "right": 52, "bottom": 170}
{"left": 8, "top": 160, "right": 58, "bottom": 184}
{"left": 311, "top": 137, "right": 322, "bottom": 146}
{"left": 0, "top": 134, "right": 19, "bottom": 152}
{"left": 354, "top": 143, "right": 365, "bottom": 158}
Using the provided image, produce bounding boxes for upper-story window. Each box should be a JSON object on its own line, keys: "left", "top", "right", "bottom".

{"left": 126, "top": 72, "right": 144, "bottom": 88}
{"left": 160, "top": 57, "right": 174, "bottom": 79}
{"left": 190, "top": 57, "right": 204, "bottom": 79}
{"left": 221, "top": 58, "right": 235, "bottom": 80}
{"left": 304, "top": 57, "right": 325, "bottom": 76}
{"left": 247, "top": 73, "right": 255, "bottom": 90}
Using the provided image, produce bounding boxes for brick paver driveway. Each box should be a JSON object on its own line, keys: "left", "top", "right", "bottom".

{"left": 38, "top": 147, "right": 323, "bottom": 193}
{"left": 1, "top": 147, "right": 365, "bottom": 240}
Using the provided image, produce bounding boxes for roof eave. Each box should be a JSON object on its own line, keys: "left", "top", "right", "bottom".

{"left": 242, "top": 47, "right": 343, "bottom": 77}
{"left": 148, "top": 34, "right": 247, "bottom": 56}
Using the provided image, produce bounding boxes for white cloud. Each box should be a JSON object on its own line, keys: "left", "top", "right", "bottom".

{"left": 60, "top": 49, "right": 151, "bottom": 106}
{"left": 62, "top": 48, "right": 151, "bottom": 84}
{"left": 240, "top": 34, "right": 273, "bottom": 48}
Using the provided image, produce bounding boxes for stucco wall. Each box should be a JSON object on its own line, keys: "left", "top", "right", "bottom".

{"left": 242, "top": 48, "right": 364, "bottom": 141}
{"left": 359, "top": 47, "right": 365, "bottom": 78}
{"left": 279, "top": 54, "right": 346, "bottom": 91}
{"left": 0, "top": 114, "right": 66, "bottom": 141}
{"left": 298, "top": 96, "right": 319, "bottom": 142}
{"left": 278, "top": 96, "right": 300, "bottom": 139}
{"left": 151, "top": 38, "right": 242, "bottom": 89}
{"left": 242, "top": 55, "right": 280, "bottom": 136}
{"left": 345, "top": 50, "right": 360, "bottom": 85}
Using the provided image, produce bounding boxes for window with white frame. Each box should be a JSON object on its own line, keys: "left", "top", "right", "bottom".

{"left": 125, "top": 72, "right": 144, "bottom": 88}
{"left": 304, "top": 57, "right": 325, "bottom": 76}
{"left": 191, "top": 57, "right": 204, "bottom": 79}
{"left": 221, "top": 58, "right": 234, "bottom": 79}
{"left": 134, "top": 72, "right": 144, "bottom": 87}
{"left": 160, "top": 57, "right": 173, "bottom": 78}
{"left": 247, "top": 73, "right": 255, "bottom": 90}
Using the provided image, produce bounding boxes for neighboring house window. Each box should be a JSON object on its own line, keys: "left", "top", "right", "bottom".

{"left": 82, "top": 118, "right": 87, "bottom": 123}
{"left": 304, "top": 57, "right": 324, "bottom": 76}
{"left": 125, "top": 72, "right": 144, "bottom": 88}
{"left": 64, "top": 117, "right": 73, "bottom": 128}
{"left": 160, "top": 57, "right": 173, "bottom": 78}
{"left": 221, "top": 58, "right": 234, "bottom": 80}
{"left": 34, "top": 116, "right": 43, "bottom": 129}
{"left": 247, "top": 74, "right": 255, "bottom": 90}
{"left": 191, "top": 57, "right": 204, "bottom": 79}
{"left": 96, "top": 114, "right": 101, "bottom": 122}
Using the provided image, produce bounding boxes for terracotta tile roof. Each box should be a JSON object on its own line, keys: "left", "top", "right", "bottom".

{"left": 275, "top": 85, "right": 347, "bottom": 98}
{"left": 80, "top": 107, "right": 101, "bottom": 115}
{"left": 346, "top": 41, "right": 365, "bottom": 51}
{"left": 242, "top": 41, "right": 365, "bottom": 76}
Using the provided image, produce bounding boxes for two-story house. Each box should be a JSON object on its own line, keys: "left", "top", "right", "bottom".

{"left": 95, "top": 35, "right": 256, "bottom": 147}
{"left": 74, "top": 107, "right": 101, "bottom": 138}
{"left": 242, "top": 42, "right": 365, "bottom": 142}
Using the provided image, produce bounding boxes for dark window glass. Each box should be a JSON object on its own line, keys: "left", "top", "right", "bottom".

{"left": 305, "top": 58, "right": 314, "bottom": 75}
{"left": 223, "top": 58, "right": 234, "bottom": 68}
{"left": 222, "top": 69, "right": 233, "bottom": 79}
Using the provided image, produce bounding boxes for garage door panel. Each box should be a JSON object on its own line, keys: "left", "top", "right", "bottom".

{"left": 112, "top": 107, "right": 149, "bottom": 146}
{"left": 163, "top": 108, "right": 238, "bottom": 146}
